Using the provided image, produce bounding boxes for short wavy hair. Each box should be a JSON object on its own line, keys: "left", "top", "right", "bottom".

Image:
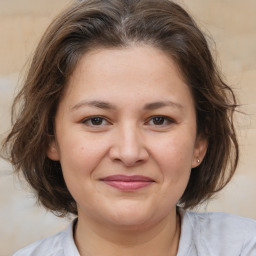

{"left": 2, "top": 0, "right": 239, "bottom": 216}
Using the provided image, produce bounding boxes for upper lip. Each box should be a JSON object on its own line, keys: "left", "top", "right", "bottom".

{"left": 100, "top": 175, "right": 155, "bottom": 182}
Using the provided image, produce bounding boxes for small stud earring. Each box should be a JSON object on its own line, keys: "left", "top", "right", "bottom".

{"left": 197, "top": 159, "right": 200, "bottom": 163}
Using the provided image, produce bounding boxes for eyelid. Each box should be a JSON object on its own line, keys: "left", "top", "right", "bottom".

{"left": 82, "top": 116, "right": 111, "bottom": 126}
{"left": 145, "top": 115, "right": 176, "bottom": 126}
{"left": 148, "top": 115, "right": 175, "bottom": 121}
{"left": 80, "top": 115, "right": 175, "bottom": 128}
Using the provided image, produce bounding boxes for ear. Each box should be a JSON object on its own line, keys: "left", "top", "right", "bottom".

{"left": 191, "top": 135, "right": 208, "bottom": 168}
{"left": 46, "top": 139, "right": 60, "bottom": 161}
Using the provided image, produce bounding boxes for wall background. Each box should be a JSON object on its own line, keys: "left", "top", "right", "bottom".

{"left": 0, "top": 0, "right": 255, "bottom": 255}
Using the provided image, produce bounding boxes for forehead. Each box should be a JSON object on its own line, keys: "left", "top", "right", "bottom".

{"left": 73, "top": 45, "right": 183, "bottom": 77}
{"left": 61, "top": 45, "right": 194, "bottom": 109}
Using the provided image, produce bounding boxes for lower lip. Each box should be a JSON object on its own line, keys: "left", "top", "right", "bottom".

{"left": 103, "top": 180, "right": 153, "bottom": 191}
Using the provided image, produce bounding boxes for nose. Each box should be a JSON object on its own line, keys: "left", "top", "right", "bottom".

{"left": 109, "top": 123, "right": 149, "bottom": 167}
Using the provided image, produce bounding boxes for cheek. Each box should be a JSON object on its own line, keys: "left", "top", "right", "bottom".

{"left": 153, "top": 134, "right": 195, "bottom": 184}
{"left": 58, "top": 135, "right": 108, "bottom": 202}
{"left": 58, "top": 133, "right": 107, "bottom": 177}
{"left": 157, "top": 136, "right": 195, "bottom": 165}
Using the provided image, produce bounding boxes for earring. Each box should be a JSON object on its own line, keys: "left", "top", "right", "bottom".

{"left": 197, "top": 158, "right": 200, "bottom": 163}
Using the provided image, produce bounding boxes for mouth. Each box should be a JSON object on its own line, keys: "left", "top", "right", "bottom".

{"left": 100, "top": 175, "right": 155, "bottom": 191}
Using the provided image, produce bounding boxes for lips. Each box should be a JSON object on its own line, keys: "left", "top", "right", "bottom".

{"left": 100, "top": 175, "right": 155, "bottom": 191}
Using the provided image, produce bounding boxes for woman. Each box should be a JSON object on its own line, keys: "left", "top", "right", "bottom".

{"left": 2, "top": 0, "right": 256, "bottom": 255}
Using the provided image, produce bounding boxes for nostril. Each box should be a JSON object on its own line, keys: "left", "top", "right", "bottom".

{"left": 109, "top": 148, "right": 149, "bottom": 167}
{"left": 108, "top": 129, "right": 149, "bottom": 165}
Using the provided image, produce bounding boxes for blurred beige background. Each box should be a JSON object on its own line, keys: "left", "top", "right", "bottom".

{"left": 0, "top": 0, "right": 255, "bottom": 255}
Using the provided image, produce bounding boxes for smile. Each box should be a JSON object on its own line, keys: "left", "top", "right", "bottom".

{"left": 100, "top": 175, "right": 155, "bottom": 191}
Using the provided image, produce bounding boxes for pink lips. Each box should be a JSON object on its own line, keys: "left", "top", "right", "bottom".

{"left": 100, "top": 175, "right": 154, "bottom": 191}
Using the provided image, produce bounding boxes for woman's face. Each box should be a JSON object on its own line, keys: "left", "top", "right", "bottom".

{"left": 48, "top": 45, "right": 206, "bottom": 228}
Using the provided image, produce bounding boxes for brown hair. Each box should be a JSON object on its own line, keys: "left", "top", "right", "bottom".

{"left": 2, "top": 0, "right": 239, "bottom": 216}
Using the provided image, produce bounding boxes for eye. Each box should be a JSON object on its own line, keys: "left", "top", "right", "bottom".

{"left": 146, "top": 116, "right": 174, "bottom": 126}
{"left": 82, "top": 116, "right": 109, "bottom": 126}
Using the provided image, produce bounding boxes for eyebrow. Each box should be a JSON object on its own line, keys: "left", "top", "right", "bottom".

{"left": 70, "top": 100, "right": 183, "bottom": 111}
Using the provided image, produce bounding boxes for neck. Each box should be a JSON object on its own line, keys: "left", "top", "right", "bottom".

{"left": 74, "top": 210, "right": 181, "bottom": 256}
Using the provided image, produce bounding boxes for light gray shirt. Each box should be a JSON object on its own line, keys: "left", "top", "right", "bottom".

{"left": 13, "top": 209, "right": 256, "bottom": 256}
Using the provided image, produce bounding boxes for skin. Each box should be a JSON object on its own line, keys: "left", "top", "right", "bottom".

{"left": 47, "top": 45, "right": 207, "bottom": 256}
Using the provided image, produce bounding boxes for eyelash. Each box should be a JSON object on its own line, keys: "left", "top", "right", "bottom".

{"left": 82, "top": 116, "right": 109, "bottom": 126}
{"left": 81, "top": 115, "right": 175, "bottom": 127}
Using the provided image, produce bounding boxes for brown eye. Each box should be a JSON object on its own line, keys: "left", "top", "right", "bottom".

{"left": 90, "top": 117, "right": 104, "bottom": 125}
{"left": 82, "top": 116, "right": 107, "bottom": 126}
{"left": 147, "top": 116, "right": 174, "bottom": 127}
{"left": 152, "top": 117, "right": 165, "bottom": 125}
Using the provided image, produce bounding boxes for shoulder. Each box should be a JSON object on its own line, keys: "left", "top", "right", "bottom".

{"left": 12, "top": 220, "right": 79, "bottom": 256}
{"left": 12, "top": 231, "right": 64, "bottom": 256}
{"left": 186, "top": 210, "right": 256, "bottom": 235}
{"left": 179, "top": 209, "right": 256, "bottom": 255}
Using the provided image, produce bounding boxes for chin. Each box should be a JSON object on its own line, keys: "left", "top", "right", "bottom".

{"left": 105, "top": 205, "right": 157, "bottom": 229}
{"left": 110, "top": 216, "right": 154, "bottom": 230}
